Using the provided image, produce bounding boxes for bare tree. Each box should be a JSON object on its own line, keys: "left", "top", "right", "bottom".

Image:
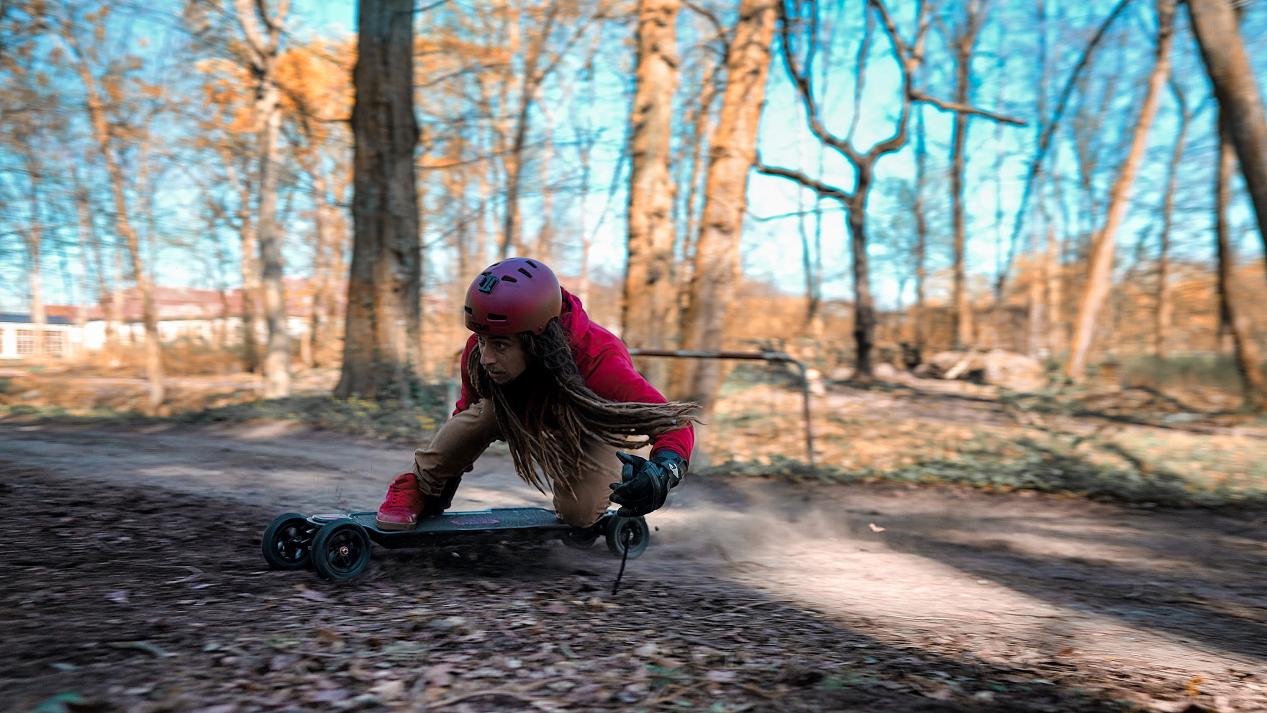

{"left": 624, "top": 0, "right": 681, "bottom": 387}
{"left": 759, "top": 0, "right": 1019, "bottom": 378}
{"left": 234, "top": 0, "right": 292, "bottom": 397}
{"left": 1186, "top": 0, "right": 1267, "bottom": 266}
{"left": 60, "top": 12, "right": 165, "bottom": 410}
{"left": 1214, "top": 115, "right": 1267, "bottom": 410}
{"left": 336, "top": 0, "right": 423, "bottom": 401}
{"left": 997, "top": 0, "right": 1132, "bottom": 300}
{"left": 1066, "top": 0, "right": 1176, "bottom": 381}
{"left": 1153, "top": 77, "right": 1194, "bottom": 358}
{"left": 669, "top": 0, "right": 779, "bottom": 414}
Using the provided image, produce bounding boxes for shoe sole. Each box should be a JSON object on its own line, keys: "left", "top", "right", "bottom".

{"left": 375, "top": 518, "right": 416, "bottom": 531}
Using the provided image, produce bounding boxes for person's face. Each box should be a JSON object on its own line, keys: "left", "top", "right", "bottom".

{"left": 477, "top": 334, "right": 528, "bottom": 384}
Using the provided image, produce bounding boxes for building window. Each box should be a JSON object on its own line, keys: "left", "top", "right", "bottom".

{"left": 44, "top": 330, "right": 65, "bottom": 355}
{"left": 16, "top": 329, "right": 33, "bottom": 355}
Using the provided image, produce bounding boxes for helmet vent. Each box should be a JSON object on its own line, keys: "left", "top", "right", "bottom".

{"left": 518, "top": 267, "right": 534, "bottom": 278}
{"left": 526, "top": 260, "right": 539, "bottom": 269}
{"left": 501, "top": 275, "right": 518, "bottom": 283}
{"left": 487, "top": 313, "right": 508, "bottom": 322}
{"left": 464, "top": 306, "right": 473, "bottom": 314}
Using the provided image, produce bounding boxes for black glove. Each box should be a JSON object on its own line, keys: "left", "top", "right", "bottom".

{"left": 608, "top": 451, "right": 686, "bottom": 517}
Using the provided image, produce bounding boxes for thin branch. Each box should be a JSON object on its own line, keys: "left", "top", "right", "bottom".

{"left": 754, "top": 157, "right": 852, "bottom": 204}
{"left": 997, "top": 0, "right": 1134, "bottom": 297}
{"left": 911, "top": 89, "right": 1025, "bottom": 125}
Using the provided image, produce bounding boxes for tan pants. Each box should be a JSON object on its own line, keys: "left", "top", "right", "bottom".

{"left": 412, "top": 400, "right": 618, "bottom": 527}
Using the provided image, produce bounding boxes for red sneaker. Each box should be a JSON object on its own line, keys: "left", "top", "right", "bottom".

{"left": 376, "top": 472, "right": 425, "bottom": 530}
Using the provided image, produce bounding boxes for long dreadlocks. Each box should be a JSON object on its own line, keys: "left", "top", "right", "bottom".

{"left": 468, "top": 319, "right": 699, "bottom": 493}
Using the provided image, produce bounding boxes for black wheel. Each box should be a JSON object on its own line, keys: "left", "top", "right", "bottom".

{"left": 311, "top": 519, "right": 372, "bottom": 582}
{"left": 561, "top": 529, "right": 599, "bottom": 550}
{"left": 605, "top": 515, "right": 650, "bottom": 559}
{"left": 262, "top": 513, "right": 316, "bottom": 571}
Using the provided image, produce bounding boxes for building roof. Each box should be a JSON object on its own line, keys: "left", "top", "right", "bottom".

{"left": 81, "top": 278, "right": 345, "bottom": 322}
{"left": 0, "top": 313, "right": 75, "bottom": 325}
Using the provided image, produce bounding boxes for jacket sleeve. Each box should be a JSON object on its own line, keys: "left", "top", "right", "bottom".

{"left": 584, "top": 345, "right": 695, "bottom": 464}
{"left": 453, "top": 335, "right": 479, "bottom": 415}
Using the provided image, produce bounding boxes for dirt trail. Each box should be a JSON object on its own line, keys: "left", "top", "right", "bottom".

{"left": 2, "top": 421, "right": 1264, "bottom": 712}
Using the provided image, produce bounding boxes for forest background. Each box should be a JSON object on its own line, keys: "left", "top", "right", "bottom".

{"left": 3, "top": 0, "right": 1267, "bottom": 492}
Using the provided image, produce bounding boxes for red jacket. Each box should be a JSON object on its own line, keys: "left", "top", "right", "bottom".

{"left": 454, "top": 289, "right": 694, "bottom": 462}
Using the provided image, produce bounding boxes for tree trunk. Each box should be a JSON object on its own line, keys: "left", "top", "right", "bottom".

{"left": 308, "top": 169, "right": 335, "bottom": 369}
{"left": 223, "top": 157, "right": 263, "bottom": 373}
{"left": 1066, "top": 0, "right": 1175, "bottom": 381}
{"left": 1187, "top": 0, "right": 1267, "bottom": 266}
{"left": 72, "top": 179, "right": 118, "bottom": 353}
{"left": 1215, "top": 116, "right": 1267, "bottom": 410}
{"left": 23, "top": 163, "right": 45, "bottom": 359}
{"left": 254, "top": 58, "right": 290, "bottom": 397}
{"left": 65, "top": 25, "right": 164, "bottom": 409}
{"left": 911, "top": 106, "right": 928, "bottom": 359}
{"left": 949, "top": 2, "right": 985, "bottom": 351}
{"left": 336, "top": 0, "right": 423, "bottom": 402}
{"left": 1154, "top": 79, "right": 1189, "bottom": 358}
{"left": 677, "top": 57, "right": 720, "bottom": 346}
{"left": 847, "top": 185, "right": 876, "bottom": 379}
{"left": 25, "top": 229, "right": 44, "bottom": 359}
{"left": 624, "top": 0, "right": 680, "bottom": 387}
{"left": 670, "top": 0, "right": 777, "bottom": 416}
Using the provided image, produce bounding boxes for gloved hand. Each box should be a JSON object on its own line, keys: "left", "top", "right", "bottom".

{"left": 608, "top": 451, "right": 686, "bottom": 517}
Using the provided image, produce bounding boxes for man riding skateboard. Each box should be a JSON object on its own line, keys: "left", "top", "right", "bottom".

{"left": 375, "top": 257, "right": 697, "bottom": 531}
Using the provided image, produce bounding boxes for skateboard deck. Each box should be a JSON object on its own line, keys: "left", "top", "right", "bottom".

{"left": 316, "top": 507, "right": 573, "bottom": 549}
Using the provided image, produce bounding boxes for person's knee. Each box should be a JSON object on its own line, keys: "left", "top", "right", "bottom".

{"left": 555, "top": 499, "right": 605, "bottom": 528}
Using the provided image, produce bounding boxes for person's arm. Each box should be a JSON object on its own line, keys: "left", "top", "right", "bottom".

{"left": 453, "top": 335, "right": 480, "bottom": 415}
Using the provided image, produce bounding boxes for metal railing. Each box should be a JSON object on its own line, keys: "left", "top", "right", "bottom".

{"left": 628, "top": 348, "right": 816, "bottom": 470}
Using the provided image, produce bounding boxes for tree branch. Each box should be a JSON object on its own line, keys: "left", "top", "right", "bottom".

{"left": 755, "top": 156, "right": 853, "bottom": 204}
{"left": 911, "top": 89, "right": 1026, "bottom": 125}
{"left": 778, "top": 0, "right": 862, "bottom": 164}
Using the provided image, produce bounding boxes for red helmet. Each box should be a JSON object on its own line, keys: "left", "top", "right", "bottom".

{"left": 464, "top": 257, "right": 562, "bottom": 335}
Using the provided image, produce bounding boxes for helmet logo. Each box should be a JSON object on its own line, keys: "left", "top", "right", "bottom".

{"left": 477, "top": 274, "right": 499, "bottom": 294}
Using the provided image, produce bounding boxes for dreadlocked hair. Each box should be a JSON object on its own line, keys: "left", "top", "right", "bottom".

{"left": 469, "top": 319, "right": 699, "bottom": 494}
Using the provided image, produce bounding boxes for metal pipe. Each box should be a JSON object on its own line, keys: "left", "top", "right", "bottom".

{"left": 628, "top": 348, "right": 817, "bottom": 471}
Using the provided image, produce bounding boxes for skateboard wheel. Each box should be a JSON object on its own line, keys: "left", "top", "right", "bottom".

{"left": 311, "top": 519, "right": 372, "bottom": 582}
{"left": 261, "top": 513, "right": 317, "bottom": 571}
{"left": 604, "top": 516, "right": 650, "bottom": 559}
{"left": 561, "top": 529, "right": 599, "bottom": 549}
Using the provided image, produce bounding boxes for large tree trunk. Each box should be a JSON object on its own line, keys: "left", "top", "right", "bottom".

{"left": 624, "top": 0, "right": 681, "bottom": 387}
{"left": 336, "top": 0, "right": 423, "bottom": 402}
{"left": 1215, "top": 117, "right": 1267, "bottom": 411}
{"left": 1154, "top": 79, "right": 1189, "bottom": 358}
{"left": 1066, "top": 0, "right": 1175, "bottom": 381}
{"left": 65, "top": 23, "right": 164, "bottom": 409}
{"left": 669, "top": 0, "right": 777, "bottom": 416}
{"left": 256, "top": 82, "right": 290, "bottom": 397}
{"left": 1187, "top": 0, "right": 1267, "bottom": 265}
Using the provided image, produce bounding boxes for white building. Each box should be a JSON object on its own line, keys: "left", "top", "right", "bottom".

{"left": 0, "top": 313, "right": 81, "bottom": 359}
{"left": 0, "top": 280, "right": 337, "bottom": 361}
